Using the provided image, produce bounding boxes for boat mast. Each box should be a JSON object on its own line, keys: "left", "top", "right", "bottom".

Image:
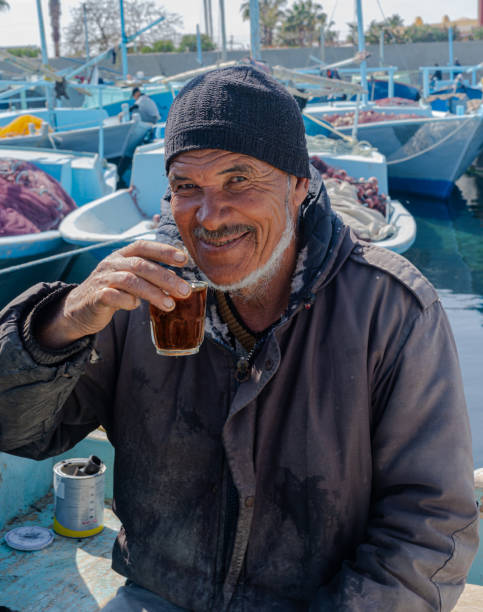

{"left": 35, "top": 0, "right": 49, "bottom": 66}
{"left": 354, "top": 0, "right": 368, "bottom": 104}
{"left": 249, "top": 0, "right": 261, "bottom": 60}
{"left": 119, "top": 0, "right": 129, "bottom": 81}
{"left": 35, "top": 0, "right": 55, "bottom": 123}
{"left": 83, "top": 3, "right": 90, "bottom": 60}
{"left": 119, "top": 0, "right": 165, "bottom": 82}
{"left": 448, "top": 25, "right": 454, "bottom": 76}
{"left": 196, "top": 24, "right": 203, "bottom": 65}
{"left": 219, "top": 0, "right": 227, "bottom": 61}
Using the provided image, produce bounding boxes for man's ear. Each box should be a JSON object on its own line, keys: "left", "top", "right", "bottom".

{"left": 293, "top": 177, "right": 310, "bottom": 209}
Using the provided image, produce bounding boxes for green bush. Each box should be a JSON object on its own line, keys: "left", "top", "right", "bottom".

{"left": 152, "top": 40, "right": 175, "bottom": 52}
{"left": 177, "top": 34, "right": 215, "bottom": 52}
{"left": 405, "top": 25, "right": 459, "bottom": 43}
{"left": 470, "top": 27, "right": 483, "bottom": 40}
{"left": 7, "top": 47, "right": 40, "bottom": 57}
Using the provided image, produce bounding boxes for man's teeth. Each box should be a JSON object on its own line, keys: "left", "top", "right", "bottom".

{"left": 204, "top": 234, "right": 244, "bottom": 246}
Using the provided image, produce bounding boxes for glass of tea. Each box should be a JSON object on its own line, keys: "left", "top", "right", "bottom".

{"left": 149, "top": 280, "right": 208, "bottom": 356}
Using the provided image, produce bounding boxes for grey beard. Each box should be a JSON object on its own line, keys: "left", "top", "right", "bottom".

{"left": 201, "top": 176, "right": 295, "bottom": 299}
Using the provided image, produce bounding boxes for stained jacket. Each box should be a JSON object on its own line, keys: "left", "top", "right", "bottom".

{"left": 0, "top": 167, "right": 478, "bottom": 611}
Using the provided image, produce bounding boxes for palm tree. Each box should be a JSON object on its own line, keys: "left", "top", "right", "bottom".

{"left": 278, "top": 0, "right": 328, "bottom": 47}
{"left": 49, "top": 0, "right": 61, "bottom": 57}
{"left": 240, "top": 0, "right": 287, "bottom": 47}
{"left": 0, "top": 0, "right": 10, "bottom": 11}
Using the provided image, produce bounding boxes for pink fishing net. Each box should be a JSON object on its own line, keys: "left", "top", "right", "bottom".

{"left": 0, "top": 159, "right": 77, "bottom": 237}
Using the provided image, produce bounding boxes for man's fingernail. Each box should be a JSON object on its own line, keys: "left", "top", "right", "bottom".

{"left": 163, "top": 297, "right": 175, "bottom": 309}
{"left": 174, "top": 251, "right": 186, "bottom": 262}
{"left": 178, "top": 283, "right": 190, "bottom": 296}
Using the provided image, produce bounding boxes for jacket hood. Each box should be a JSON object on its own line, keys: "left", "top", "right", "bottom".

{"left": 156, "top": 164, "right": 354, "bottom": 350}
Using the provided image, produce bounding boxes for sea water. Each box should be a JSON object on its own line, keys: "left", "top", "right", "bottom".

{"left": 398, "top": 173, "right": 483, "bottom": 468}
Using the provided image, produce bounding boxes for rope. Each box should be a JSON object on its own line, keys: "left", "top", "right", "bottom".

{"left": 0, "top": 230, "right": 153, "bottom": 277}
{"left": 385, "top": 115, "right": 476, "bottom": 165}
{"left": 305, "top": 110, "right": 478, "bottom": 166}
{"left": 328, "top": 0, "right": 339, "bottom": 28}
{"left": 303, "top": 110, "right": 354, "bottom": 142}
{"left": 216, "top": 291, "right": 256, "bottom": 352}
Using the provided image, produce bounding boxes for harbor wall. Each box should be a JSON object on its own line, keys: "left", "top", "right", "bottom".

{"left": 2, "top": 41, "right": 483, "bottom": 82}
{"left": 57, "top": 41, "right": 483, "bottom": 80}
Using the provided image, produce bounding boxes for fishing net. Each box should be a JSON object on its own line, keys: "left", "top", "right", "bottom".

{"left": 0, "top": 158, "right": 77, "bottom": 236}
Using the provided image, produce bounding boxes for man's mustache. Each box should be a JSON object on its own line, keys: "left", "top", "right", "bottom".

{"left": 193, "top": 225, "right": 255, "bottom": 241}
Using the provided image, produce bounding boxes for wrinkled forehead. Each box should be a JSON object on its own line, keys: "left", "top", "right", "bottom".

{"left": 168, "top": 149, "right": 283, "bottom": 180}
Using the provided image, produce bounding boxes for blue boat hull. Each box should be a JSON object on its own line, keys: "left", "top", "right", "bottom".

{"left": 0, "top": 247, "right": 74, "bottom": 309}
{"left": 388, "top": 176, "right": 454, "bottom": 199}
{"left": 367, "top": 79, "right": 420, "bottom": 101}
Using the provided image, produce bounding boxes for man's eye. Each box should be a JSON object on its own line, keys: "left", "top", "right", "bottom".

{"left": 176, "top": 183, "right": 197, "bottom": 191}
{"left": 230, "top": 176, "right": 247, "bottom": 184}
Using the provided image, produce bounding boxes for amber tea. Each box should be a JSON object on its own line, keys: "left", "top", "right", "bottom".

{"left": 150, "top": 281, "right": 208, "bottom": 356}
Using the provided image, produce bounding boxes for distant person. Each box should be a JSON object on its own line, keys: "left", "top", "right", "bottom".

{"left": 432, "top": 63, "right": 443, "bottom": 81}
{"left": 129, "top": 87, "right": 160, "bottom": 124}
{"left": 326, "top": 68, "right": 341, "bottom": 79}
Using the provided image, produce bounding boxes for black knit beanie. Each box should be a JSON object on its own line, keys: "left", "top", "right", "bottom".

{"left": 164, "top": 65, "right": 311, "bottom": 178}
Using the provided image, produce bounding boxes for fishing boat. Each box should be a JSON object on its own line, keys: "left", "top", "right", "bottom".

{"left": 0, "top": 146, "right": 117, "bottom": 308}
{"left": 0, "top": 106, "right": 153, "bottom": 161}
{"left": 303, "top": 102, "right": 483, "bottom": 199}
{"left": 59, "top": 139, "right": 416, "bottom": 258}
{"left": 295, "top": 0, "right": 483, "bottom": 200}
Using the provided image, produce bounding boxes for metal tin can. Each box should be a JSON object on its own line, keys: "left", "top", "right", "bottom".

{"left": 53, "top": 458, "right": 106, "bottom": 538}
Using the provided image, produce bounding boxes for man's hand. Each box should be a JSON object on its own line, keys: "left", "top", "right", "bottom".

{"left": 36, "top": 240, "right": 191, "bottom": 349}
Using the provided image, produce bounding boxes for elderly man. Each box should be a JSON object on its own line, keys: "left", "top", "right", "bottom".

{"left": 0, "top": 66, "right": 478, "bottom": 611}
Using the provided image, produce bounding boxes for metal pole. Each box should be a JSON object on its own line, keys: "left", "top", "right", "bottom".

{"left": 196, "top": 24, "right": 203, "bottom": 65}
{"left": 388, "top": 67, "right": 394, "bottom": 98}
{"left": 83, "top": 4, "right": 90, "bottom": 60}
{"left": 249, "top": 0, "right": 261, "bottom": 60}
{"left": 319, "top": 26, "right": 325, "bottom": 63}
{"left": 448, "top": 25, "right": 454, "bottom": 78}
{"left": 422, "top": 67, "right": 430, "bottom": 99}
{"left": 355, "top": 0, "right": 368, "bottom": 104}
{"left": 219, "top": 0, "right": 227, "bottom": 61}
{"left": 379, "top": 30, "right": 384, "bottom": 67}
{"left": 351, "top": 94, "right": 361, "bottom": 142}
{"left": 98, "top": 86, "right": 104, "bottom": 160}
{"left": 207, "top": 0, "right": 213, "bottom": 40}
{"left": 36, "top": 0, "right": 55, "bottom": 124}
{"left": 203, "top": 0, "right": 209, "bottom": 36}
{"left": 119, "top": 0, "right": 129, "bottom": 81}
{"left": 36, "top": 0, "right": 49, "bottom": 65}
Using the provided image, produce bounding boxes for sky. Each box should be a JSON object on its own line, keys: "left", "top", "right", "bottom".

{"left": 0, "top": 0, "right": 479, "bottom": 55}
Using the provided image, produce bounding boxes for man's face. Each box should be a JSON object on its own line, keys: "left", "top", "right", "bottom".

{"left": 168, "top": 149, "right": 303, "bottom": 289}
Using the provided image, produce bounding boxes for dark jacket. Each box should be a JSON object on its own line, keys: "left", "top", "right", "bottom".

{"left": 0, "top": 168, "right": 478, "bottom": 611}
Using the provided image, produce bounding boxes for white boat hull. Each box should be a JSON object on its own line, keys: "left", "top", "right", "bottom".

{"left": 60, "top": 142, "right": 416, "bottom": 256}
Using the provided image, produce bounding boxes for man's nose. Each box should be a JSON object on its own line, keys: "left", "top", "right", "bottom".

{"left": 195, "top": 190, "right": 229, "bottom": 230}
